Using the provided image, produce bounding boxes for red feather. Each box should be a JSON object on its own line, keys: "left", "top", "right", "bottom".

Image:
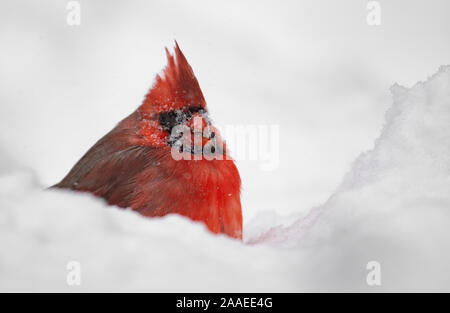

{"left": 54, "top": 43, "right": 243, "bottom": 240}
{"left": 140, "top": 41, "right": 207, "bottom": 115}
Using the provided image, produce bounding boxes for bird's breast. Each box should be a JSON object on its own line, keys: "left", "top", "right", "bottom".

{"left": 132, "top": 155, "right": 242, "bottom": 239}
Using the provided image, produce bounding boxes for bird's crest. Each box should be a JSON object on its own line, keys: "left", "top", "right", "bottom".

{"left": 140, "top": 42, "right": 206, "bottom": 115}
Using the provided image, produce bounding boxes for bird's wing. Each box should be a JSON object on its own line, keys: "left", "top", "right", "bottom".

{"left": 53, "top": 129, "right": 159, "bottom": 208}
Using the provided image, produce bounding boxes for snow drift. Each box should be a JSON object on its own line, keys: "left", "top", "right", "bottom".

{"left": 257, "top": 65, "right": 450, "bottom": 291}
{"left": 1, "top": 66, "right": 450, "bottom": 291}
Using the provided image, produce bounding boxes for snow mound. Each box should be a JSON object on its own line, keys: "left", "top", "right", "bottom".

{"left": 1, "top": 66, "right": 450, "bottom": 291}
{"left": 258, "top": 66, "right": 450, "bottom": 290}
{"left": 0, "top": 171, "right": 298, "bottom": 292}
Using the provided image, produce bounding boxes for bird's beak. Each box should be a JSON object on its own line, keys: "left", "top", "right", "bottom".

{"left": 188, "top": 114, "right": 224, "bottom": 156}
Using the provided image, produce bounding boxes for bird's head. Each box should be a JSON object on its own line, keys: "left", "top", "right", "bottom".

{"left": 137, "top": 42, "right": 225, "bottom": 159}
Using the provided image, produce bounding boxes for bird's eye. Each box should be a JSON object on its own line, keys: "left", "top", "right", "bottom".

{"left": 158, "top": 107, "right": 206, "bottom": 132}
{"left": 158, "top": 111, "right": 179, "bottom": 131}
{"left": 184, "top": 110, "right": 192, "bottom": 120}
{"left": 188, "top": 106, "right": 204, "bottom": 114}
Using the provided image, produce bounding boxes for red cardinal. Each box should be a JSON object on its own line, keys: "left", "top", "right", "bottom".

{"left": 54, "top": 42, "right": 243, "bottom": 239}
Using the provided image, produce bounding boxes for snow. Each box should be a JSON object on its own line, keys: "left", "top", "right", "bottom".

{"left": 1, "top": 66, "right": 450, "bottom": 291}
{"left": 0, "top": 171, "right": 298, "bottom": 292}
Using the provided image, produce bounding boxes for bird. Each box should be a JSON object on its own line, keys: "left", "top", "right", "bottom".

{"left": 53, "top": 42, "right": 243, "bottom": 240}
